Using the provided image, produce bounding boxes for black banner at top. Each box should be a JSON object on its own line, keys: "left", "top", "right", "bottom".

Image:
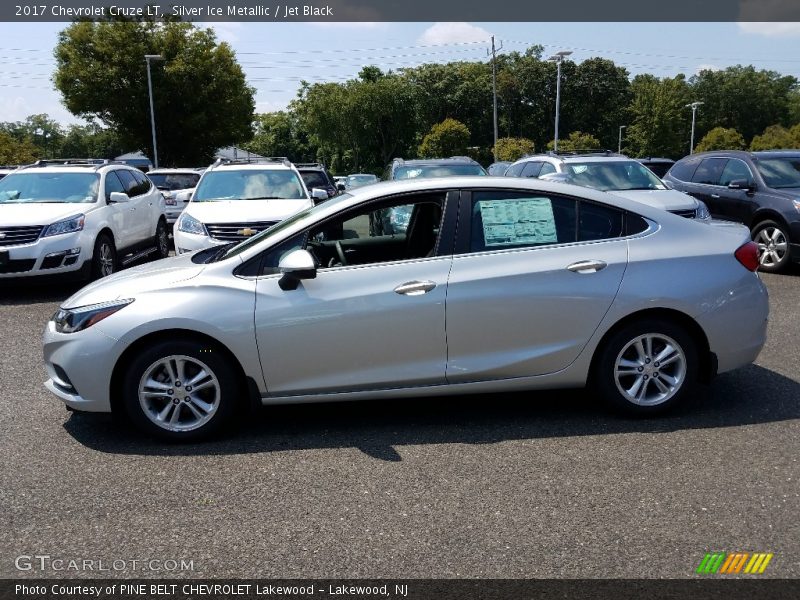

{"left": 2, "top": 0, "right": 800, "bottom": 22}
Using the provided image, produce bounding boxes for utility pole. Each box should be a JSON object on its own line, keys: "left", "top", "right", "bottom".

{"left": 548, "top": 50, "right": 572, "bottom": 153}
{"left": 686, "top": 101, "right": 704, "bottom": 155}
{"left": 145, "top": 54, "right": 164, "bottom": 168}
{"left": 487, "top": 36, "right": 503, "bottom": 160}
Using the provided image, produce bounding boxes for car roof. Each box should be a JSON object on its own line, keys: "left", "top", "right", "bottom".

{"left": 148, "top": 168, "right": 204, "bottom": 174}
{"left": 636, "top": 157, "right": 675, "bottom": 163}
{"left": 513, "top": 153, "right": 632, "bottom": 164}
{"left": 395, "top": 157, "right": 480, "bottom": 166}
{"left": 210, "top": 163, "right": 295, "bottom": 171}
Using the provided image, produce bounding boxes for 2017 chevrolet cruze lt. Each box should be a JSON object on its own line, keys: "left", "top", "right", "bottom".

{"left": 43, "top": 178, "right": 769, "bottom": 441}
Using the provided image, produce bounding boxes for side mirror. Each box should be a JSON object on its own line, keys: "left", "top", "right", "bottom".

{"left": 108, "top": 192, "right": 129, "bottom": 204}
{"left": 728, "top": 179, "right": 754, "bottom": 191}
{"left": 539, "top": 172, "right": 570, "bottom": 184}
{"left": 175, "top": 190, "right": 192, "bottom": 203}
{"left": 337, "top": 183, "right": 346, "bottom": 192}
{"left": 278, "top": 249, "right": 317, "bottom": 291}
{"left": 311, "top": 188, "right": 329, "bottom": 203}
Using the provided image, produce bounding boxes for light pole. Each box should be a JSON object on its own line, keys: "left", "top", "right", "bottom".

{"left": 145, "top": 54, "right": 164, "bottom": 168}
{"left": 548, "top": 50, "right": 572, "bottom": 152}
{"left": 686, "top": 101, "right": 704, "bottom": 155}
{"left": 618, "top": 125, "right": 626, "bottom": 154}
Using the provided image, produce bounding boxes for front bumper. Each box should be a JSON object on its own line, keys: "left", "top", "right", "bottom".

{"left": 42, "top": 319, "right": 119, "bottom": 412}
{"left": 0, "top": 230, "right": 90, "bottom": 278}
{"left": 172, "top": 228, "right": 228, "bottom": 254}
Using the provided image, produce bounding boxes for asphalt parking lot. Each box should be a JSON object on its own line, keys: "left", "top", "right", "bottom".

{"left": 0, "top": 269, "right": 798, "bottom": 579}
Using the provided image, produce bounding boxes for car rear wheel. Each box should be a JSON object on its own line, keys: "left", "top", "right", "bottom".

{"left": 122, "top": 340, "right": 240, "bottom": 441}
{"left": 751, "top": 220, "right": 790, "bottom": 273}
{"left": 593, "top": 319, "right": 698, "bottom": 415}
{"left": 91, "top": 234, "right": 117, "bottom": 279}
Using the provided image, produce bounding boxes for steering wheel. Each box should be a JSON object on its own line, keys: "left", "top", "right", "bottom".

{"left": 335, "top": 241, "right": 348, "bottom": 266}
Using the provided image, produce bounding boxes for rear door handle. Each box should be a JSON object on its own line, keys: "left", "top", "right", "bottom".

{"left": 394, "top": 280, "right": 436, "bottom": 296}
{"left": 567, "top": 260, "right": 607, "bottom": 274}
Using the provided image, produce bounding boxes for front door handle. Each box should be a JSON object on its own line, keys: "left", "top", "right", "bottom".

{"left": 710, "top": 194, "right": 720, "bottom": 198}
{"left": 394, "top": 280, "right": 436, "bottom": 296}
{"left": 567, "top": 260, "right": 607, "bottom": 274}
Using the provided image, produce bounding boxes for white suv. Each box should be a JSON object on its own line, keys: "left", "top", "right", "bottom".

{"left": 505, "top": 151, "right": 711, "bottom": 220}
{"left": 147, "top": 168, "right": 204, "bottom": 226}
{"left": 0, "top": 160, "right": 169, "bottom": 280}
{"left": 173, "top": 158, "right": 327, "bottom": 254}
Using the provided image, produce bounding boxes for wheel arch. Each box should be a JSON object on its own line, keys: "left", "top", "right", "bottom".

{"left": 748, "top": 210, "right": 790, "bottom": 232}
{"left": 109, "top": 329, "right": 259, "bottom": 417}
{"left": 590, "top": 308, "right": 714, "bottom": 384}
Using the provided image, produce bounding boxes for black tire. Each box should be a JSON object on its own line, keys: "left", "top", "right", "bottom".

{"left": 751, "top": 220, "right": 791, "bottom": 273}
{"left": 592, "top": 318, "right": 698, "bottom": 416}
{"left": 91, "top": 233, "right": 117, "bottom": 280}
{"left": 153, "top": 218, "right": 170, "bottom": 260}
{"left": 121, "top": 340, "right": 241, "bottom": 441}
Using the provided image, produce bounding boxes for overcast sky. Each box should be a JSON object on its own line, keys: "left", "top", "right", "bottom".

{"left": 1, "top": 21, "right": 800, "bottom": 126}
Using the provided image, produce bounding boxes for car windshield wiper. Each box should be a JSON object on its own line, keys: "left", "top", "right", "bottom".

{"left": 209, "top": 242, "right": 238, "bottom": 263}
{"left": 243, "top": 196, "right": 287, "bottom": 200}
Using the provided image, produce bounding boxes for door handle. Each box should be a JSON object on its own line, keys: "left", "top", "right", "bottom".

{"left": 710, "top": 194, "right": 720, "bottom": 198}
{"left": 567, "top": 260, "right": 607, "bottom": 274}
{"left": 394, "top": 280, "right": 436, "bottom": 296}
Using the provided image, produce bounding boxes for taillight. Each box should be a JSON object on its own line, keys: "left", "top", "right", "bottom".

{"left": 735, "top": 241, "right": 760, "bottom": 272}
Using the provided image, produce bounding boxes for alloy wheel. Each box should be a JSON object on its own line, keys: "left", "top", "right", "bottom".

{"left": 98, "top": 242, "right": 114, "bottom": 277}
{"left": 755, "top": 226, "right": 788, "bottom": 268}
{"left": 614, "top": 333, "right": 687, "bottom": 406}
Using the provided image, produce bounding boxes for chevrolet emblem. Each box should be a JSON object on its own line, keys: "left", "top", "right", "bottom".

{"left": 237, "top": 228, "right": 257, "bottom": 236}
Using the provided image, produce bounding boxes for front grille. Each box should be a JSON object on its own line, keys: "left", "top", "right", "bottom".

{"left": 205, "top": 221, "right": 277, "bottom": 242}
{"left": 0, "top": 259, "right": 36, "bottom": 274}
{"left": 0, "top": 225, "right": 44, "bottom": 246}
{"left": 669, "top": 209, "right": 696, "bottom": 219}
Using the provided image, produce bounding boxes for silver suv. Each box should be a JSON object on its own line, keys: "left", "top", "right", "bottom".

{"left": 506, "top": 151, "right": 710, "bottom": 220}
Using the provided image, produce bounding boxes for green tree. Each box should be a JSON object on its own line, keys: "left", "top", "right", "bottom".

{"left": 54, "top": 20, "right": 254, "bottom": 166}
{"left": 244, "top": 111, "right": 316, "bottom": 163}
{"left": 59, "top": 123, "right": 125, "bottom": 159}
{"left": 0, "top": 131, "right": 40, "bottom": 164}
{"left": 494, "top": 137, "right": 534, "bottom": 161}
{"left": 750, "top": 125, "right": 799, "bottom": 150}
{"left": 694, "top": 127, "right": 746, "bottom": 152}
{"left": 418, "top": 118, "right": 471, "bottom": 158}
{"left": 566, "top": 58, "right": 631, "bottom": 148}
{"left": 547, "top": 131, "right": 601, "bottom": 152}
{"left": 625, "top": 74, "right": 691, "bottom": 158}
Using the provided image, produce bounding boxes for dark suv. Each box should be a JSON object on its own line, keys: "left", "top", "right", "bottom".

{"left": 383, "top": 156, "right": 488, "bottom": 181}
{"left": 295, "top": 163, "right": 339, "bottom": 200}
{"left": 664, "top": 150, "right": 800, "bottom": 272}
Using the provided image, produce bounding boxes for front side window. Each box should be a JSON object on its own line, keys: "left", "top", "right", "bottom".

{"left": 520, "top": 162, "right": 543, "bottom": 178}
{"left": 755, "top": 157, "right": 800, "bottom": 189}
{"left": 719, "top": 159, "right": 754, "bottom": 187}
{"left": 504, "top": 162, "right": 526, "bottom": 177}
{"left": 394, "top": 164, "right": 487, "bottom": 179}
{"left": 194, "top": 169, "right": 307, "bottom": 201}
{"left": 563, "top": 160, "right": 666, "bottom": 191}
{"left": 104, "top": 171, "right": 126, "bottom": 202}
{"left": 539, "top": 162, "right": 557, "bottom": 177}
{"left": 0, "top": 172, "right": 99, "bottom": 204}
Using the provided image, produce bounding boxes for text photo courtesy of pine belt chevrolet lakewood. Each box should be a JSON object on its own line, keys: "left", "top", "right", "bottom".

{"left": 43, "top": 177, "right": 768, "bottom": 441}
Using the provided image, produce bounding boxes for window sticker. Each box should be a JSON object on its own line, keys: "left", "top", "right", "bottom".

{"left": 478, "top": 197, "right": 557, "bottom": 246}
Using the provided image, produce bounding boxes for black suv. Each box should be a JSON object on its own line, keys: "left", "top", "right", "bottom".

{"left": 383, "top": 156, "right": 488, "bottom": 181}
{"left": 295, "top": 163, "right": 340, "bottom": 200}
{"left": 664, "top": 150, "right": 800, "bottom": 272}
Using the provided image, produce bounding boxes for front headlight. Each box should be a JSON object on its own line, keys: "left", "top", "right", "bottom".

{"left": 42, "top": 214, "right": 85, "bottom": 237}
{"left": 52, "top": 299, "right": 134, "bottom": 334}
{"left": 695, "top": 201, "right": 711, "bottom": 221}
{"left": 792, "top": 199, "right": 800, "bottom": 213}
{"left": 178, "top": 213, "right": 207, "bottom": 235}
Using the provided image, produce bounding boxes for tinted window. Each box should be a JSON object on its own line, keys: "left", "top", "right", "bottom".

{"left": 130, "top": 169, "right": 151, "bottom": 195}
{"left": 625, "top": 213, "right": 650, "bottom": 236}
{"left": 148, "top": 173, "right": 201, "bottom": 190}
{"left": 504, "top": 162, "right": 526, "bottom": 177}
{"left": 579, "top": 202, "right": 624, "bottom": 241}
{"left": 669, "top": 158, "right": 701, "bottom": 182}
{"left": 116, "top": 169, "right": 138, "bottom": 195}
{"left": 691, "top": 158, "right": 728, "bottom": 185}
{"left": 104, "top": 171, "right": 126, "bottom": 202}
{"left": 300, "top": 171, "right": 329, "bottom": 189}
{"left": 539, "top": 162, "right": 557, "bottom": 176}
{"left": 520, "top": 162, "right": 542, "bottom": 178}
{"left": 470, "top": 191, "right": 577, "bottom": 252}
{"left": 719, "top": 159, "right": 754, "bottom": 187}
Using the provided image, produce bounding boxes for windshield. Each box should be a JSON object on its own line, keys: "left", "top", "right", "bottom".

{"left": 193, "top": 169, "right": 307, "bottom": 201}
{"left": 300, "top": 171, "right": 330, "bottom": 189}
{"left": 149, "top": 172, "right": 200, "bottom": 190}
{"left": 755, "top": 157, "right": 800, "bottom": 189}
{"left": 564, "top": 161, "right": 666, "bottom": 191}
{"left": 0, "top": 172, "right": 99, "bottom": 204}
{"left": 221, "top": 193, "right": 355, "bottom": 260}
{"left": 346, "top": 175, "right": 377, "bottom": 187}
{"left": 394, "top": 164, "right": 487, "bottom": 179}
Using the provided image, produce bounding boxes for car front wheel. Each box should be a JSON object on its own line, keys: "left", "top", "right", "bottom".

{"left": 751, "top": 220, "right": 790, "bottom": 273}
{"left": 593, "top": 319, "right": 698, "bottom": 415}
{"left": 154, "top": 219, "right": 170, "bottom": 259}
{"left": 91, "top": 234, "right": 117, "bottom": 279}
{"left": 122, "top": 340, "right": 240, "bottom": 441}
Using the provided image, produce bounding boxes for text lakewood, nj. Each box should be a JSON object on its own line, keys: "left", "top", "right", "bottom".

{"left": 26, "top": 5, "right": 334, "bottom": 18}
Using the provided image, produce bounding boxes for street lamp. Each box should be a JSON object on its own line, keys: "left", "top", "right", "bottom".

{"left": 34, "top": 127, "right": 49, "bottom": 159}
{"left": 145, "top": 54, "right": 164, "bottom": 168}
{"left": 685, "top": 101, "right": 704, "bottom": 155}
{"left": 548, "top": 50, "right": 572, "bottom": 153}
{"left": 618, "top": 125, "right": 627, "bottom": 154}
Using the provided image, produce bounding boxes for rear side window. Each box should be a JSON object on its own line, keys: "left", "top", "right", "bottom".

{"left": 520, "top": 162, "right": 542, "bottom": 178}
{"left": 691, "top": 158, "right": 728, "bottom": 185}
{"left": 578, "top": 202, "right": 624, "bottom": 241}
{"left": 504, "top": 162, "right": 526, "bottom": 177}
{"left": 669, "top": 158, "right": 701, "bottom": 182}
{"left": 539, "top": 162, "right": 557, "bottom": 176}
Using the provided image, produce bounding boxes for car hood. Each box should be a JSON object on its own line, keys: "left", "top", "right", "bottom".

{"left": 0, "top": 202, "right": 95, "bottom": 226}
{"left": 608, "top": 189, "right": 698, "bottom": 212}
{"left": 62, "top": 253, "right": 207, "bottom": 309}
{"left": 185, "top": 199, "right": 312, "bottom": 224}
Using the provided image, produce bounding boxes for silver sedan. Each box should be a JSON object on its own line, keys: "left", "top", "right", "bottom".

{"left": 43, "top": 178, "right": 769, "bottom": 441}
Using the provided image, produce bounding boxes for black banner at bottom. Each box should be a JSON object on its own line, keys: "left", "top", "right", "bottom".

{"left": 2, "top": 579, "right": 799, "bottom": 600}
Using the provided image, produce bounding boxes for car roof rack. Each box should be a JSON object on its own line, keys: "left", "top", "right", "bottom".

{"left": 19, "top": 158, "right": 124, "bottom": 170}
{"left": 294, "top": 162, "right": 326, "bottom": 169}
{"left": 211, "top": 157, "right": 292, "bottom": 168}
{"left": 448, "top": 155, "right": 479, "bottom": 162}
{"left": 547, "top": 149, "right": 621, "bottom": 157}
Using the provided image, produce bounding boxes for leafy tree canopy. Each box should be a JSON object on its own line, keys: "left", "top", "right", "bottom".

{"left": 418, "top": 118, "right": 471, "bottom": 158}
{"left": 695, "top": 127, "right": 746, "bottom": 152}
{"left": 494, "top": 137, "right": 534, "bottom": 161}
